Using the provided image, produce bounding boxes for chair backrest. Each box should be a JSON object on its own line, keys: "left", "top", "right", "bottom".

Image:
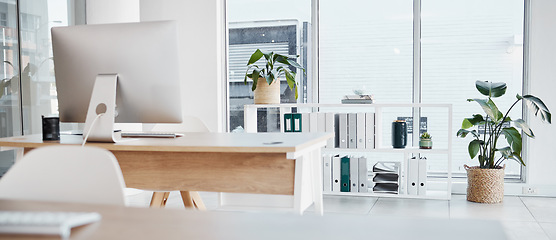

{"left": 0, "top": 146, "right": 126, "bottom": 206}
{"left": 143, "top": 115, "right": 209, "bottom": 133}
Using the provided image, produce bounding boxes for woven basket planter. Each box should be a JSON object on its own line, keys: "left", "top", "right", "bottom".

{"left": 254, "top": 78, "right": 280, "bottom": 104}
{"left": 465, "top": 165, "right": 505, "bottom": 203}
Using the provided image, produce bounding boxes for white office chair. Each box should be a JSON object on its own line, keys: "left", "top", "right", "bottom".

{"left": 143, "top": 115, "right": 209, "bottom": 210}
{"left": 0, "top": 146, "right": 126, "bottom": 206}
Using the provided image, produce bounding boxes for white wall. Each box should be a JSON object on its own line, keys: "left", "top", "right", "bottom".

{"left": 526, "top": 0, "right": 556, "bottom": 188}
{"left": 86, "top": 0, "right": 140, "bottom": 24}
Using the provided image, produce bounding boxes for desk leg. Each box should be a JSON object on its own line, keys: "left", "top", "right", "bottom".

{"left": 150, "top": 192, "right": 170, "bottom": 208}
{"left": 180, "top": 191, "right": 206, "bottom": 210}
{"left": 310, "top": 148, "right": 324, "bottom": 216}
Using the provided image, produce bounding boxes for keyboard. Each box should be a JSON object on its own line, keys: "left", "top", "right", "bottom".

{"left": 121, "top": 131, "right": 184, "bottom": 138}
{"left": 0, "top": 211, "right": 101, "bottom": 238}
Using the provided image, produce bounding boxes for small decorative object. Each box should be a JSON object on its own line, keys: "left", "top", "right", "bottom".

{"left": 457, "top": 80, "right": 551, "bottom": 203}
{"left": 244, "top": 49, "right": 305, "bottom": 104}
{"left": 419, "top": 132, "right": 432, "bottom": 149}
{"left": 341, "top": 90, "right": 375, "bottom": 104}
{"left": 392, "top": 120, "right": 407, "bottom": 149}
{"left": 42, "top": 115, "right": 60, "bottom": 141}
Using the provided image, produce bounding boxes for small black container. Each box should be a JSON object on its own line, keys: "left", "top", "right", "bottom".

{"left": 392, "top": 120, "right": 407, "bottom": 148}
{"left": 42, "top": 115, "right": 60, "bottom": 141}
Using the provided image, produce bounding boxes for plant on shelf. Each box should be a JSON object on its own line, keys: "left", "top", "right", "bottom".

{"left": 419, "top": 132, "right": 432, "bottom": 149}
{"left": 243, "top": 49, "right": 305, "bottom": 104}
{"left": 456, "top": 80, "right": 551, "bottom": 203}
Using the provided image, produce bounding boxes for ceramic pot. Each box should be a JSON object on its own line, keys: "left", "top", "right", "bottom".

{"left": 419, "top": 139, "right": 432, "bottom": 149}
{"left": 465, "top": 165, "right": 505, "bottom": 203}
{"left": 254, "top": 78, "right": 280, "bottom": 104}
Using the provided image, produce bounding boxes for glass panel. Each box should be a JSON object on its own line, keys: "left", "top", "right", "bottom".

{"left": 19, "top": 0, "right": 85, "bottom": 135}
{"left": 227, "top": 0, "right": 312, "bottom": 132}
{"left": 421, "top": 0, "right": 525, "bottom": 176}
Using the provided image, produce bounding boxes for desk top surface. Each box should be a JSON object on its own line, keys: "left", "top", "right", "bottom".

{"left": 0, "top": 199, "right": 508, "bottom": 240}
{"left": 0, "top": 132, "right": 333, "bottom": 153}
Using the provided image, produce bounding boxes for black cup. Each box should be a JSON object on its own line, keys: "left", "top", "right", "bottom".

{"left": 392, "top": 120, "right": 407, "bottom": 148}
{"left": 42, "top": 116, "right": 60, "bottom": 141}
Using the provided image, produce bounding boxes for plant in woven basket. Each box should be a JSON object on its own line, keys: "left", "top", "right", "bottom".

{"left": 244, "top": 49, "right": 305, "bottom": 100}
{"left": 457, "top": 80, "right": 551, "bottom": 169}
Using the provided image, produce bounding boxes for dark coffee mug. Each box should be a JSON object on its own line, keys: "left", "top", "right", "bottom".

{"left": 42, "top": 116, "right": 60, "bottom": 141}
{"left": 392, "top": 120, "right": 407, "bottom": 148}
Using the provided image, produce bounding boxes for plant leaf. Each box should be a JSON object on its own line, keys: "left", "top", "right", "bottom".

{"left": 284, "top": 69, "right": 298, "bottom": 99}
{"left": 457, "top": 129, "right": 480, "bottom": 139}
{"left": 498, "top": 147, "right": 525, "bottom": 166}
{"left": 462, "top": 114, "right": 485, "bottom": 129}
{"left": 468, "top": 139, "right": 483, "bottom": 159}
{"left": 247, "top": 49, "right": 264, "bottom": 65}
{"left": 513, "top": 119, "right": 534, "bottom": 138}
{"left": 251, "top": 69, "right": 260, "bottom": 91}
{"left": 502, "top": 127, "right": 522, "bottom": 156}
{"left": 475, "top": 80, "right": 507, "bottom": 98}
{"left": 468, "top": 98, "right": 503, "bottom": 122}
{"left": 523, "top": 95, "right": 552, "bottom": 124}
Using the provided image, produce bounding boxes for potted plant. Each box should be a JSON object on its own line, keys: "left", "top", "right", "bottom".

{"left": 457, "top": 80, "right": 551, "bottom": 203}
{"left": 419, "top": 132, "right": 432, "bottom": 149}
{"left": 244, "top": 49, "right": 305, "bottom": 104}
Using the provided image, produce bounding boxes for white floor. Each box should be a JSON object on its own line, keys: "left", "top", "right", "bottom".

{"left": 126, "top": 190, "right": 556, "bottom": 240}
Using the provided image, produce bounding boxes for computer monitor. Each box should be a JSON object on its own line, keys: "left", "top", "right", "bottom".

{"left": 52, "top": 21, "right": 182, "bottom": 142}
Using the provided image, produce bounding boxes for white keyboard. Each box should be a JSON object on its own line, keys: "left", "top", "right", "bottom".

{"left": 120, "top": 131, "right": 184, "bottom": 138}
{"left": 0, "top": 211, "right": 101, "bottom": 238}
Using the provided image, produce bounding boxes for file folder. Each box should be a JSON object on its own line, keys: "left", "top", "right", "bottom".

{"left": 317, "top": 112, "right": 326, "bottom": 132}
{"left": 309, "top": 112, "right": 318, "bottom": 132}
{"left": 358, "top": 156, "right": 368, "bottom": 192}
{"left": 350, "top": 156, "right": 359, "bottom": 192}
{"left": 356, "top": 113, "right": 366, "bottom": 149}
{"left": 407, "top": 157, "right": 419, "bottom": 195}
{"left": 337, "top": 113, "right": 348, "bottom": 148}
{"left": 418, "top": 157, "right": 427, "bottom": 195}
{"left": 323, "top": 154, "right": 332, "bottom": 192}
{"left": 340, "top": 156, "right": 350, "bottom": 192}
{"left": 301, "top": 113, "right": 310, "bottom": 132}
{"left": 348, "top": 113, "right": 357, "bottom": 149}
{"left": 284, "top": 113, "right": 292, "bottom": 132}
{"left": 332, "top": 155, "right": 341, "bottom": 192}
{"left": 365, "top": 112, "right": 375, "bottom": 149}
{"left": 292, "top": 113, "right": 302, "bottom": 132}
{"left": 325, "top": 112, "right": 335, "bottom": 148}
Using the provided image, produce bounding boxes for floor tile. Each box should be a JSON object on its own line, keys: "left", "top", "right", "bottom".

{"left": 521, "top": 197, "right": 556, "bottom": 223}
{"left": 450, "top": 195, "right": 536, "bottom": 222}
{"left": 539, "top": 222, "right": 556, "bottom": 240}
{"left": 369, "top": 197, "right": 450, "bottom": 219}
{"left": 305, "top": 195, "right": 377, "bottom": 215}
{"left": 501, "top": 221, "right": 550, "bottom": 240}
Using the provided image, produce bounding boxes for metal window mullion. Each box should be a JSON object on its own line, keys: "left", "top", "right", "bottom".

{"left": 412, "top": 0, "right": 422, "bottom": 147}
{"left": 15, "top": 0, "right": 23, "bottom": 136}
{"left": 312, "top": 0, "right": 319, "bottom": 104}
{"left": 521, "top": 0, "right": 531, "bottom": 183}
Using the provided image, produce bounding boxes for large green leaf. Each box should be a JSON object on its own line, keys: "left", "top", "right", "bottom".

{"left": 284, "top": 69, "right": 298, "bottom": 99}
{"left": 462, "top": 114, "right": 485, "bottom": 129}
{"left": 513, "top": 119, "right": 534, "bottom": 138}
{"left": 502, "top": 127, "right": 522, "bottom": 155}
{"left": 475, "top": 80, "right": 507, "bottom": 98}
{"left": 468, "top": 98, "right": 503, "bottom": 122}
{"left": 247, "top": 49, "right": 264, "bottom": 65}
{"left": 468, "top": 139, "right": 483, "bottom": 159}
{"left": 251, "top": 69, "right": 260, "bottom": 91}
{"left": 457, "top": 129, "right": 480, "bottom": 139}
{"left": 523, "top": 95, "right": 552, "bottom": 124}
{"left": 498, "top": 147, "right": 525, "bottom": 166}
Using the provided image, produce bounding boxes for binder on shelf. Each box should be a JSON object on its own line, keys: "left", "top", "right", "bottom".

{"left": 407, "top": 156, "right": 419, "bottom": 195}
{"left": 348, "top": 113, "right": 357, "bottom": 149}
{"left": 317, "top": 112, "right": 326, "bottom": 132}
{"left": 301, "top": 113, "right": 310, "bottom": 132}
{"left": 309, "top": 112, "right": 318, "bottom": 132}
{"left": 418, "top": 157, "right": 427, "bottom": 195}
{"left": 284, "top": 113, "right": 292, "bottom": 132}
{"left": 337, "top": 113, "right": 348, "bottom": 148}
{"left": 340, "top": 156, "right": 350, "bottom": 192}
{"left": 350, "top": 156, "right": 359, "bottom": 192}
{"left": 358, "top": 156, "right": 368, "bottom": 192}
{"left": 292, "top": 113, "right": 302, "bottom": 132}
{"left": 323, "top": 154, "right": 332, "bottom": 192}
{"left": 365, "top": 112, "right": 375, "bottom": 149}
{"left": 325, "top": 112, "right": 335, "bottom": 148}
{"left": 332, "top": 155, "right": 341, "bottom": 192}
{"left": 356, "top": 113, "right": 366, "bottom": 149}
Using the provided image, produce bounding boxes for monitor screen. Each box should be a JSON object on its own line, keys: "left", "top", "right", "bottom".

{"left": 52, "top": 21, "right": 182, "bottom": 124}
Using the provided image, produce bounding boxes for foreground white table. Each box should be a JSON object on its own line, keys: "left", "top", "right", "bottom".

{"left": 0, "top": 132, "right": 332, "bottom": 215}
{"left": 0, "top": 199, "right": 508, "bottom": 240}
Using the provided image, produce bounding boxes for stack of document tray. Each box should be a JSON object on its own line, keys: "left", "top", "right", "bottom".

{"left": 372, "top": 162, "right": 400, "bottom": 194}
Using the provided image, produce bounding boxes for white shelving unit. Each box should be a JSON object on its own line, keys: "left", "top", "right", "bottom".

{"left": 244, "top": 103, "right": 453, "bottom": 200}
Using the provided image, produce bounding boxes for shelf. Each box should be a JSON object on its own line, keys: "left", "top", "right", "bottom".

{"left": 323, "top": 147, "right": 449, "bottom": 154}
{"left": 324, "top": 190, "right": 451, "bottom": 200}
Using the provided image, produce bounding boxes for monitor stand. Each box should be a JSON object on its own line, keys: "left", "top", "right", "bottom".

{"left": 82, "top": 74, "right": 122, "bottom": 143}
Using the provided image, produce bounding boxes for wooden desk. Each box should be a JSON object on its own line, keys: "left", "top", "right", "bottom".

{"left": 0, "top": 199, "right": 509, "bottom": 240}
{"left": 0, "top": 132, "right": 332, "bottom": 215}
